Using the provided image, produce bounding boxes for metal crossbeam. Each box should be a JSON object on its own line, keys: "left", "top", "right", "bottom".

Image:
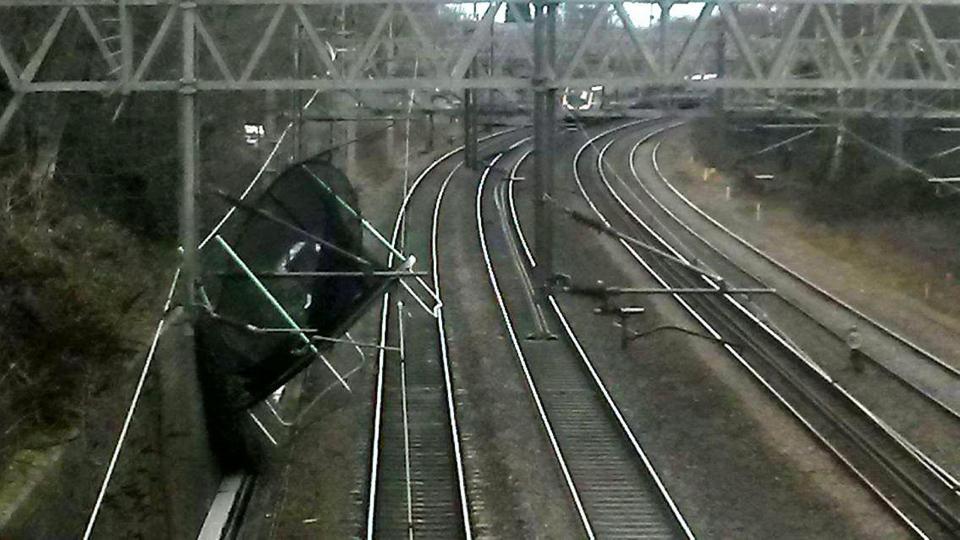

{"left": 5, "top": 0, "right": 960, "bottom": 5}
{"left": 562, "top": 4, "right": 608, "bottom": 79}
{"left": 3, "top": 0, "right": 960, "bottom": 100}
{"left": 564, "top": 285, "right": 776, "bottom": 296}
{"left": 612, "top": 1, "right": 659, "bottom": 76}
{"left": 766, "top": 4, "right": 811, "bottom": 80}
{"left": 449, "top": 1, "right": 501, "bottom": 79}
{"left": 814, "top": 5, "right": 857, "bottom": 81}
{"left": 0, "top": 91, "right": 23, "bottom": 141}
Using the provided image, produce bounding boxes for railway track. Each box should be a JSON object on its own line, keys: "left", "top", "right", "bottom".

{"left": 476, "top": 141, "right": 694, "bottom": 539}
{"left": 641, "top": 136, "right": 960, "bottom": 425}
{"left": 628, "top": 125, "right": 960, "bottom": 490}
{"left": 364, "top": 130, "right": 522, "bottom": 538}
{"left": 648, "top": 136, "right": 960, "bottom": 383}
{"left": 571, "top": 120, "right": 960, "bottom": 538}
{"left": 587, "top": 124, "right": 960, "bottom": 429}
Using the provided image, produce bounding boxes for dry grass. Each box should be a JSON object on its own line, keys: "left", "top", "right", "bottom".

{"left": 0, "top": 186, "right": 175, "bottom": 461}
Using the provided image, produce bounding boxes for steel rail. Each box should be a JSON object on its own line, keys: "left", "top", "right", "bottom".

{"left": 365, "top": 128, "right": 519, "bottom": 539}
{"left": 603, "top": 132, "right": 960, "bottom": 516}
{"left": 609, "top": 135, "right": 960, "bottom": 530}
{"left": 634, "top": 137, "right": 960, "bottom": 489}
{"left": 571, "top": 120, "right": 930, "bottom": 538}
{"left": 614, "top": 127, "right": 960, "bottom": 438}
{"left": 498, "top": 136, "right": 695, "bottom": 540}
{"left": 631, "top": 139, "right": 960, "bottom": 490}
{"left": 367, "top": 290, "right": 391, "bottom": 538}
{"left": 545, "top": 296, "right": 695, "bottom": 539}
{"left": 483, "top": 141, "right": 694, "bottom": 538}
{"left": 494, "top": 138, "right": 553, "bottom": 336}
{"left": 504, "top": 132, "right": 694, "bottom": 538}
{"left": 214, "top": 270, "right": 428, "bottom": 277}
{"left": 495, "top": 180, "right": 551, "bottom": 335}
{"left": 595, "top": 124, "right": 960, "bottom": 534}
{"left": 507, "top": 149, "right": 536, "bottom": 268}
{"left": 642, "top": 141, "right": 960, "bottom": 407}
{"left": 647, "top": 132, "right": 960, "bottom": 378}
{"left": 398, "top": 299, "right": 414, "bottom": 540}
{"left": 367, "top": 142, "right": 469, "bottom": 540}
{"left": 476, "top": 152, "right": 596, "bottom": 539}
{"left": 430, "top": 160, "right": 474, "bottom": 540}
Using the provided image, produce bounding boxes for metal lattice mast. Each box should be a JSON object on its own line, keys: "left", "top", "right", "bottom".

{"left": 532, "top": 0, "right": 557, "bottom": 324}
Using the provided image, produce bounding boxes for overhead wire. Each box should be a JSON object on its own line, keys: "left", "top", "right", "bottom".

{"left": 83, "top": 88, "right": 324, "bottom": 538}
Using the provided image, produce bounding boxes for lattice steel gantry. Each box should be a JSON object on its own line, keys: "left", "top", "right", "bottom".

{"left": 3, "top": 0, "right": 960, "bottom": 312}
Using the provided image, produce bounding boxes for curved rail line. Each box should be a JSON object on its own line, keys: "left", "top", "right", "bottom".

{"left": 496, "top": 119, "right": 956, "bottom": 536}
{"left": 507, "top": 149, "right": 536, "bottom": 268}
{"left": 430, "top": 154, "right": 478, "bottom": 539}
{"left": 605, "top": 129, "right": 960, "bottom": 474}
{"left": 628, "top": 137, "right": 960, "bottom": 486}
{"left": 626, "top": 131, "right": 960, "bottom": 493}
{"left": 573, "top": 120, "right": 960, "bottom": 538}
{"left": 366, "top": 129, "right": 518, "bottom": 538}
{"left": 614, "top": 125, "right": 960, "bottom": 503}
{"left": 640, "top": 139, "right": 960, "bottom": 426}
{"left": 648, "top": 136, "right": 960, "bottom": 381}
{"left": 573, "top": 120, "right": 943, "bottom": 537}
{"left": 478, "top": 142, "right": 694, "bottom": 539}
{"left": 477, "top": 152, "right": 595, "bottom": 538}
{"left": 605, "top": 130, "right": 960, "bottom": 506}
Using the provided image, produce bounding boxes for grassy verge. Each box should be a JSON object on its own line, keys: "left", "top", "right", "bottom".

{"left": 0, "top": 187, "right": 175, "bottom": 464}
{"left": 689, "top": 116, "right": 960, "bottom": 221}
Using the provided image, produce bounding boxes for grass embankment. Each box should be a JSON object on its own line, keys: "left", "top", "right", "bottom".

{"left": 0, "top": 190, "right": 175, "bottom": 464}
{"left": 684, "top": 116, "right": 960, "bottom": 316}
{"left": 690, "top": 116, "right": 960, "bottom": 222}
{"left": 0, "top": 90, "right": 278, "bottom": 465}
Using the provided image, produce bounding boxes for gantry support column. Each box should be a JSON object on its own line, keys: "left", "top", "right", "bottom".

{"left": 659, "top": 1, "right": 670, "bottom": 73}
{"left": 715, "top": 24, "right": 726, "bottom": 111}
{"left": 426, "top": 110, "right": 436, "bottom": 153}
{"left": 891, "top": 89, "right": 907, "bottom": 173}
{"left": 264, "top": 90, "right": 279, "bottom": 174}
{"left": 890, "top": 58, "right": 908, "bottom": 173}
{"left": 293, "top": 22, "right": 304, "bottom": 161}
{"left": 463, "top": 62, "right": 479, "bottom": 169}
{"left": 533, "top": 0, "right": 557, "bottom": 304}
{"left": 346, "top": 113, "right": 357, "bottom": 175}
{"left": 179, "top": 0, "right": 198, "bottom": 315}
{"left": 168, "top": 2, "right": 206, "bottom": 538}
{"left": 659, "top": 1, "right": 670, "bottom": 109}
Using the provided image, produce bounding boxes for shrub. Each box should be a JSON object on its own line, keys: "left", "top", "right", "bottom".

{"left": 0, "top": 191, "right": 173, "bottom": 456}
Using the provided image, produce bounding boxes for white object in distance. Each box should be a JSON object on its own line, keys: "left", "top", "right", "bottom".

{"left": 244, "top": 123, "right": 265, "bottom": 146}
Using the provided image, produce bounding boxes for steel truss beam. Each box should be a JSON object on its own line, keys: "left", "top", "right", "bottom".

{"left": 4, "top": 0, "right": 960, "bottom": 5}
{"left": 2, "top": 0, "right": 960, "bottom": 100}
